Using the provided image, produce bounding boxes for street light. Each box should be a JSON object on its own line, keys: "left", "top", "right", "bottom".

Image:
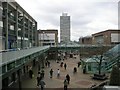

{"left": 43, "top": 32, "right": 45, "bottom": 46}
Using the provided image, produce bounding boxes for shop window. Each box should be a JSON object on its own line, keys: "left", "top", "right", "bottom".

{"left": 16, "top": 59, "right": 22, "bottom": 66}
{"left": 2, "top": 65, "right": 6, "bottom": 74}
{"left": 7, "top": 62, "right": 15, "bottom": 71}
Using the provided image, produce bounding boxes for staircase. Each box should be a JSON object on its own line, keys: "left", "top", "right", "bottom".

{"left": 102, "top": 44, "right": 120, "bottom": 72}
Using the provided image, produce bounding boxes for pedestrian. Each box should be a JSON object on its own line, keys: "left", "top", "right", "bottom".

{"left": 39, "top": 79, "right": 46, "bottom": 90}
{"left": 57, "top": 69, "right": 60, "bottom": 78}
{"left": 83, "top": 65, "right": 86, "bottom": 74}
{"left": 36, "top": 75, "right": 40, "bottom": 87}
{"left": 73, "top": 67, "right": 77, "bottom": 73}
{"left": 29, "top": 69, "right": 33, "bottom": 79}
{"left": 64, "top": 63, "right": 67, "bottom": 70}
{"left": 49, "top": 69, "right": 53, "bottom": 78}
{"left": 64, "top": 79, "right": 68, "bottom": 90}
{"left": 66, "top": 74, "right": 70, "bottom": 84}
{"left": 38, "top": 71, "right": 41, "bottom": 77}
{"left": 60, "top": 61, "right": 63, "bottom": 67}
{"left": 41, "top": 69, "right": 45, "bottom": 78}
{"left": 48, "top": 61, "right": 50, "bottom": 67}
{"left": 45, "top": 61, "right": 48, "bottom": 67}
{"left": 77, "top": 61, "right": 81, "bottom": 68}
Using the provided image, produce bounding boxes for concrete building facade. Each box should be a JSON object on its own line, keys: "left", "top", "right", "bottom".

{"left": 79, "top": 36, "right": 92, "bottom": 45}
{"left": 1, "top": 2, "right": 38, "bottom": 50}
{"left": 38, "top": 29, "right": 58, "bottom": 46}
{"left": 0, "top": 1, "right": 44, "bottom": 89}
{"left": 92, "top": 29, "right": 120, "bottom": 45}
{"left": 60, "top": 13, "right": 70, "bottom": 43}
{"left": 0, "top": 1, "right": 3, "bottom": 50}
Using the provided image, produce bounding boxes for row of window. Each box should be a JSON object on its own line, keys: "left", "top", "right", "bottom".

{"left": 1, "top": 51, "right": 41, "bottom": 75}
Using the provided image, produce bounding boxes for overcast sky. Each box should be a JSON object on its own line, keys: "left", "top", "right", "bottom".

{"left": 16, "top": 0, "right": 119, "bottom": 41}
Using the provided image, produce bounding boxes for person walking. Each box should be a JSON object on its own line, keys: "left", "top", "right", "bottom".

{"left": 64, "top": 78, "right": 68, "bottom": 90}
{"left": 45, "top": 61, "right": 48, "bottom": 67}
{"left": 57, "top": 69, "right": 60, "bottom": 78}
{"left": 29, "top": 69, "right": 33, "bottom": 79}
{"left": 41, "top": 69, "right": 45, "bottom": 79}
{"left": 49, "top": 69, "right": 53, "bottom": 78}
{"left": 60, "top": 61, "right": 63, "bottom": 67}
{"left": 36, "top": 75, "right": 40, "bottom": 87}
{"left": 73, "top": 67, "right": 77, "bottom": 73}
{"left": 83, "top": 65, "right": 86, "bottom": 74}
{"left": 66, "top": 74, "right": 70, "bottom": 84}
{"left": 48, "top": 61, "right": 50, "bottom": 67}
{"left": 39, "top": 79, "right": 46, "bottom": 90}
{"left": 64, "top": 63, "right": 67, "bottom": 70}
{"left": 77, "top": 61, "right": 81, "bottom": 68}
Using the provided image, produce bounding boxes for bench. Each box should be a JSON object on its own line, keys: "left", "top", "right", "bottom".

{"left": 91, "top": 74, "right": 108, "bottom": 80}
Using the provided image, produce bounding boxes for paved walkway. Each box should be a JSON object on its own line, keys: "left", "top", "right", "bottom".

{"left": 12, "top": 55, "right": 105, "bottom": 89}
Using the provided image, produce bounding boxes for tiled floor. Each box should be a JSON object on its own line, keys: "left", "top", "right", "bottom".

{"left": 12, "top": 55, "right": 107, "bottom": 89}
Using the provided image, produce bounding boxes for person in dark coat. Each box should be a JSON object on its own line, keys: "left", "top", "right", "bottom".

{"left": 73, "top": 67, "right": 77, "bottom": 73}
{"left": 49, "top": 69, "right": 53, "bottom": 78}
{"left": 77, "top": 61, "right": 81, "bottom": 67}
{"left": 66, "top": 74, "right": 70, "bottom": 84}
{"left": 29, "top": 69, "right": 33, "bottom": 79}
{"left": 64, "top": 79, "right": 68, "bottom": 90}
{"left": 64, "top": 63, "right": 67, "bottom": 70}
{"left": 39, "top": 79, "right": 46, "bottom": 90}
{"left": 36, "top": 76, "right": 40, "bottom": 87}
{"left": 41, "top": 69, "right": 45, "bottom": 78}
{"left": 48, "top": 61, "right": 50, "bottom": 67}
{"left": 45, "top": 61, "right": 48, "bottom": 67}
{"left": 60, "top": 62, "right": 64, "bottom": 67}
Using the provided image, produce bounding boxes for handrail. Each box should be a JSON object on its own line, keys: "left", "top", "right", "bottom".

{"left": 102, "top": 55, "right": 120, "bottom": 71}
{"left": 1, "top": 46, "right": 50, "bottom": 65}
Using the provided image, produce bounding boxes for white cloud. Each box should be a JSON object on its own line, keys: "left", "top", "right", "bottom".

{"left": 16, "top": 0, "right": 119, "bottom": 42}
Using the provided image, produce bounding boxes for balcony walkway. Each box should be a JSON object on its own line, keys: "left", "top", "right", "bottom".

{"left": 11, "top": 55, "right": 107, "bottom": 89}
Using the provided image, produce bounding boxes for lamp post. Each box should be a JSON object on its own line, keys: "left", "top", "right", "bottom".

{"left": 47, "top": 35, "right": 50, "bottom": 46}
{"left": 65, "top": 36, "right": 67, "bottom": 53}
{"left": 43, "top": 32, "right": 45, "bottom": 46}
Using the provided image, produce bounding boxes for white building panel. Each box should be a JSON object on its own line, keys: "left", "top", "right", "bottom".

{"left": 111, "top": 33, "right": 120, "bottom": 42}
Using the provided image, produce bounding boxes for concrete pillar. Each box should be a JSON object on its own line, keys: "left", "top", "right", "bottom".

{"left": 17, "top": 69, "right": 22, "bottom": 90}
{"left": 35, "top": 22, "right": 38, "bottom": 46}
{"left": 38, "top": 55, "right": 42, "bottom": 70}
{"left": 3, "top": 2, "right": 8, "bottom": 50}
{"left": 31, "top": 21, "right": 33, "bottom": 47}
{"left": 28, "top": 18, "right": 30, "bottom": 47}
{"left": 14, "top": 6, "right": 18, "bottom": 49}
{"left": 41, "top": 53, "right": 45, "bottom": 68}
{"left": 21, "top": 13, "right": 25, "bottom": 49}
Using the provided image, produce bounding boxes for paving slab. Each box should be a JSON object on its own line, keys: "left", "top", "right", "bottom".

{"left": 11, "top": 55, "right": 107, "bottom": 89}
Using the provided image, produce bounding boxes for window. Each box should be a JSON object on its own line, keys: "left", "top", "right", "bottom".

{"left": 16, "top": 59, "right": 22, "bottom": 66}
{"left": 2, "top": 65, "right": 6, "bottom": 74}
{"left": 7, "top": 62, "right": 15, "bottom": 71}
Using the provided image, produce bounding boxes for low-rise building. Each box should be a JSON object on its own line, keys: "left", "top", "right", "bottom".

{"left": 38, "top": 29, "right": 58, "bottom": 46}
{"left": 79, "top": 36, "right": 92, "bottom": 45}
{"left": 92, "top": 29, "right": 120, "bottom": 45}
{"left": 1, "top": 1, "right": 38, "bottom": 50}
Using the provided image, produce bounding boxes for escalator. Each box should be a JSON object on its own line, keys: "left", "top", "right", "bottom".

{"left": 102, "top": 44, "right": 120, "bottom": 72}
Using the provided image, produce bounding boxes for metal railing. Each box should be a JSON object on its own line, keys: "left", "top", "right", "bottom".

{"left": 1, "top": 46, "right": 50, "bottom": 65}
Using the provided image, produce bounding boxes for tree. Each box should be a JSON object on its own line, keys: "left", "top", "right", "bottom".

{"left": 92, "top": 45, "right": 110, "bottom": 75}
{"left": 79, "top": 44, "right": 112, "bottom": 75}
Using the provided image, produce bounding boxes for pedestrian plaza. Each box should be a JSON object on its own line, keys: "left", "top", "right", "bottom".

{"left": 10, "top": 55, "right": 108, "bottom": 89}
